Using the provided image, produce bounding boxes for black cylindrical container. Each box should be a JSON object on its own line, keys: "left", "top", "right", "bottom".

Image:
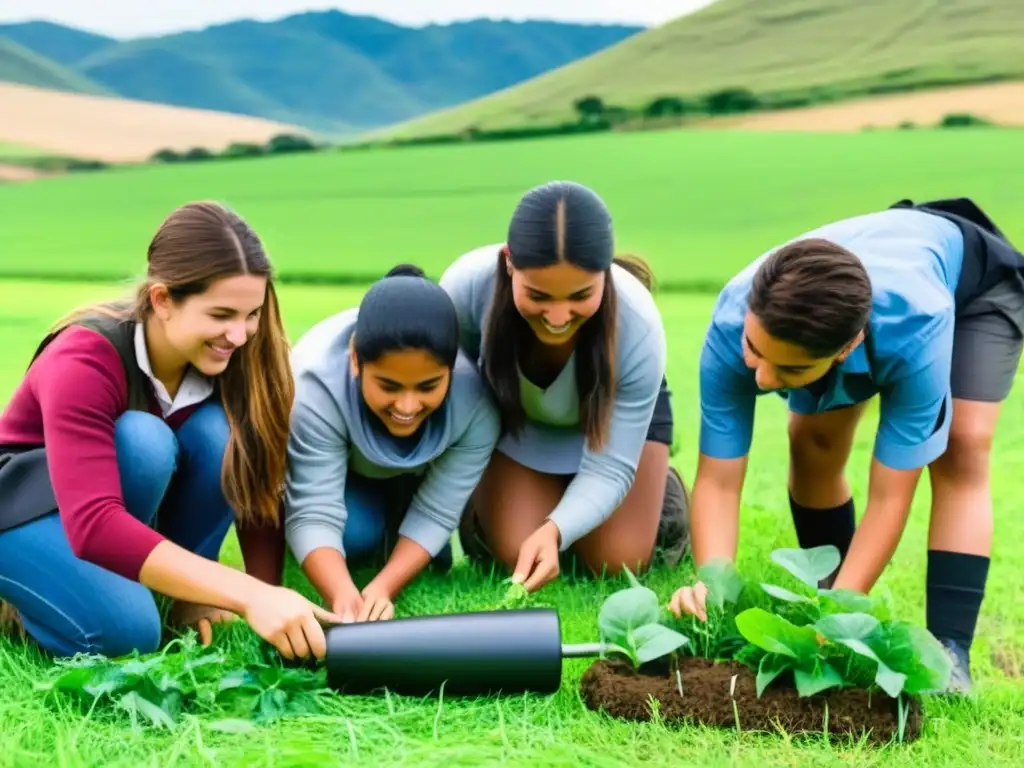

{"left": 324, "top": 607, "right": 564, "bottom": 696}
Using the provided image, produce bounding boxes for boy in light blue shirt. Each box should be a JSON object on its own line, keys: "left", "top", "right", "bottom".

{"left": 670, "top": 198, "right": 1024, "bottom": 694}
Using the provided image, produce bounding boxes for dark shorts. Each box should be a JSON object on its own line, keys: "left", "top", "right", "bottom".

{"left": 952, "top": 276, "right": 1024, "bottom": 402}
{"left": 646, "top": 376, "right": 674, "bottom": 445}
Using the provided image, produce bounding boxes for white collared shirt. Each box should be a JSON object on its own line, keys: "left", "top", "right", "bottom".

{"left": 134, "top": 323, "right": 216, "bottom": 417}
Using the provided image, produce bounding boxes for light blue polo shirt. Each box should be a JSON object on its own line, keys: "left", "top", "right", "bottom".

{"left": 699, "top": 208, "right": 965, "bottom": 472}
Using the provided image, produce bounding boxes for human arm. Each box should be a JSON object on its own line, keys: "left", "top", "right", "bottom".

{"left": 833, "top": 325, "right": 954, "bottom": 593}
{"left": 236, "top": 517, "right": 286, "bottom": 586}
{"left": 36, "top": 329, "right": 341, "bottom": 656}
{"left": 283, "top": 371, "right": 363, "bottom": 614}
{"left": 368, "top": 395, "right": 502, "bottom": 599}
{"left": 545, "top": 322, "right": 668, "bottom": 549}
{"left": 668, "top": 324, "right": 758, "bottom": 619}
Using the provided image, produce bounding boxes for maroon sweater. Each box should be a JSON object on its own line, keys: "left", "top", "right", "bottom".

{"left": 0, "top": 325, "right": 284, "bottom": 584}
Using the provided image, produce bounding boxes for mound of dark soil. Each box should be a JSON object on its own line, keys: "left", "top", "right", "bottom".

{"left": 580, "top": 658, "right": 922, "bottom": 743}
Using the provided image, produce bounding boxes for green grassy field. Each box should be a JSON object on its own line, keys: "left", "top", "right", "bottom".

{"left": 0, "top": 128, "right": 1023, "bottom": 289}
{"left": 377, "top": 0, "right": 1024, "bottom": 139}
{"left": 0, "top": 126, "right": 1023, "bottom": 765}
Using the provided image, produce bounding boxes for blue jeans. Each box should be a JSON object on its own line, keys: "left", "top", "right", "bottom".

{"left": 0, "top": 402, "right": 234, "bottom": 658}
{"left": 342, "top": 473, "right": 452, "bottom": 569}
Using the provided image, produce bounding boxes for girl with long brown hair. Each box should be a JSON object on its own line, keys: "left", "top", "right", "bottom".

{"left": 439, "top": 181, "right": 690, "bottom": 592}
{"left": 0, "top": 201, "right": 342, "bottom": 661}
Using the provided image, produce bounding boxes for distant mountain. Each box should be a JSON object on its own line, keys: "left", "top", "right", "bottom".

{"left": 0, "top": 34, "right": 107, "bottom": 94}
{"left": 0, "top": 13, "right": 642, "bottom": 133}
{"left": 376, "top": 0, "right": 1024, "bottom": 140}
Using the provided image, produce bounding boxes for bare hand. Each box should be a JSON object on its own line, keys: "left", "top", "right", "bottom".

{"left": 242, "top": 585, "right": 345, "bottom": 661}
{"left": 513, "top": 520, "right": 561, "bottom": 593}
{"left": 358, "top": 581, "right": 396, "bottom": 622}
{"left": 169, "top": 600, "right": 238, "bottom": 646}
{"left": 668, "top": 581, "right": 709, "bottom": 622}
{"left": 331, "top": 584, "right": 365, "bottom": 624}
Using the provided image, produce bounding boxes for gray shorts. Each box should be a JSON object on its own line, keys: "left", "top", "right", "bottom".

{"left": 951, "top": 276, "right": 1024, "bottom": 402}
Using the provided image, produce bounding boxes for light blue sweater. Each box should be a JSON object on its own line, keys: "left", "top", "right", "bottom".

{"left": 283, "top": 308, "right": 501, "bottom": 564}
{"left": 439, "top": 244, "right": 668, "bottom": 550}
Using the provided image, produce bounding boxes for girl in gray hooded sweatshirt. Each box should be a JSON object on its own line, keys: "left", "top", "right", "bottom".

{"left": 284, "top": 264, "right": 500, "bottom": 623}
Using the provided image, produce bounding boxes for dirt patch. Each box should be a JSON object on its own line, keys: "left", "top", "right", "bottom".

{"left": 991, "top": 646, "right": 1023, "bottom": 678}
{"left": 580, "top": 658, "right": 922, "bottom": 744}
{"left": 0, "top": 81, "right": 308, "bottom": 163}
{"left": 724, "top": 81, "right": 1024, "bottom": 132}
{"left": 0, "top": 164, "right": 45, "bottom": 183}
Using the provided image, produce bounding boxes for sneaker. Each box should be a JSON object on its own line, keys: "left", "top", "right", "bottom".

{"left": 654, "top": 465, "right": 691, "bottom": 568}
{"left": 938, "top": 637, "right": 974, "bottom": 695}
{"left": 0, "top": 599, "right": 25, "bottom": 640}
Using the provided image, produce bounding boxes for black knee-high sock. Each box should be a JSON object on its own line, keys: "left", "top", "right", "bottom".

{"left": 789, "top": 494, "right": 856, "bottom": 562}
{"left": 926, "top": 550, "right": 989, "bottom": 652}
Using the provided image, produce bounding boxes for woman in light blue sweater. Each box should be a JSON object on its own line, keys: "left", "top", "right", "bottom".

{"left": 439, "top": 181, "right": 690, "bottom": 593}
{"left": 284, "top": 265, "right": 501, "bottom": 622}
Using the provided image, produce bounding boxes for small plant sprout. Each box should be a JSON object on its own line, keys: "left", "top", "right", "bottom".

{"left": 598, "top": 567, "right": 689, "bottom": 669}
{"left": 500, "top": 577, "right": 530, "bottom": 608}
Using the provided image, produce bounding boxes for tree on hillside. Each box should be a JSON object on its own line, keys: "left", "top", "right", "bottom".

{"left": 574, "top": 95, "right": 606, "bottom": 122}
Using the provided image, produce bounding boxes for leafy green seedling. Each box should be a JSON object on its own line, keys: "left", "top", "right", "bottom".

{"left": 35, "top": 631, "right": 329, "bottom": 731}
{"left": 735, "top": 607, "right": 844, "bottom": 697}
{"left": 500, "top": 577, "right": 530, "bottom": 608}
{"left": 598, "top": 568, "right": 689, "bottom": 668}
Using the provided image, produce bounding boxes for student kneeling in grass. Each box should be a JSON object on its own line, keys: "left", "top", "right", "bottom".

{"left": 0, "top": 201, "right": 343, "bottom": 662}
{"left": 439, "top": 181, "right": 690, "bottom": 593}
{"left": 669, "top": 197, "right": 1024, "bottom": 694}
{"left": 284, "top": 265, "right": 501, "bottom": 623}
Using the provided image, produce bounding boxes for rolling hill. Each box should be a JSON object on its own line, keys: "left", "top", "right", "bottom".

{"left": 0, "top": 14, "right": 642, "bottom": 134}
{"left": 0, "top": 81, "right": 306, "bottom": 163}
{"left": 0, "top": 34, "right": 106, "bottom": 94}
{"left": 376, "top": 0, "right": 1024, "bottom": 139}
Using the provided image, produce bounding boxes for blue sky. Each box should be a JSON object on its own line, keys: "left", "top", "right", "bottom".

{"left": 0, "top": 1, "right": 715, "bottom": 38}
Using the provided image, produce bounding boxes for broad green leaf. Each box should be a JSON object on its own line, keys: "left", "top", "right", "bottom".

{"left": 756, "top": 653, "right": 792, "bottom": 697}
{"left": 761, "top": 583, "right": 813, "bottom": 603}
{"left": 598, "top": 586, "right": 661, "bottom": 648}
{"left": 866, "top": 621, "right": 952, "bottom": 694}
{"left": 837, "top": 638, "right": 907, "bottom": 697}
{"left": 817, "top": 588, "right": 876, "bottom": 615}
{"left": 771, "top": 546, "right": 840, "bottom": 588}
{"left": 697, "top": 559, "right": 745, "bottom": 610}
{"left": 209, "top": 718, "right": 257, "bottom": 733}
{"left": 814, "top": 613, "right": 880, "bottom": 641}
{"left": 794, "top": 662, "right": 844, "bottom": 697}
{"left": 632, "top": 624, "right": 689, "bottom": 664}
{"left": 258, "top": 688, "right": 288, "bottom": 722}
{"left": 735, "top": 608, "right": 820, "bottom": 662}
{"left": 622, "top": 566, "right": 643, "bottom": 590}
{"left": 119, "top": 691, "right": 177, "bottom": 730}
{"left": 185, "top": 652, "right": 226, "bottom": 671}
{"left": 218, "top": 669, "right": 258, "bottom": 692}
{"left": 83, "top": 667, "right": 130, "bottom": 698}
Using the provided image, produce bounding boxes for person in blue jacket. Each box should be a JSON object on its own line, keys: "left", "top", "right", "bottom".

{"left": 284, "top": 265, "right": 501, "bottom": 623}
{"left": 669, "top": 197, "right": 1024, "bottom": 694}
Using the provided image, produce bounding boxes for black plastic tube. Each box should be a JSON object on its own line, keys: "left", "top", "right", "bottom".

{"left": 325, "top": 607, "right": 565, "bottom": 696}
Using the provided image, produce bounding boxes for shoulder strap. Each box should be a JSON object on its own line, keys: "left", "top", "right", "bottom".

{"left": 31, "top": 302, "right": 152, "bottom": 413}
